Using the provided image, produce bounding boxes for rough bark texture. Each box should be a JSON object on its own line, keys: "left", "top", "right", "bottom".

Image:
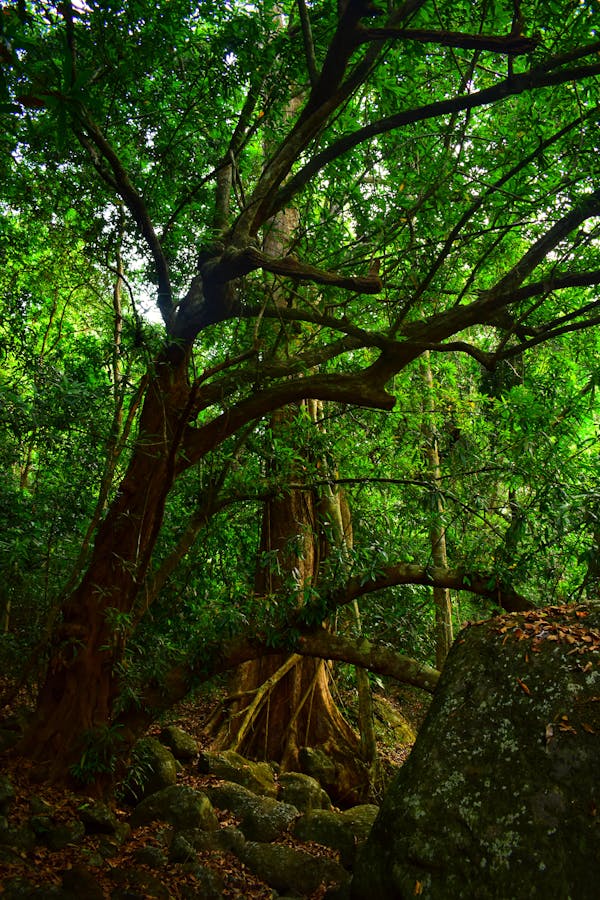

{"left": 18, "top": 347, "right": 192, "bottom": 774}
{"left": 212, "top": 406, "right": 367, "bottom": 801}
{"left": 352, "top": 601, "right": 600, "bottom": 899}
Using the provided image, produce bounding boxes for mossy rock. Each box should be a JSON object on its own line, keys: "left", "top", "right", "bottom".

{"left": 197, "top": 749, "right": 277, "bottom": 797}
{"left": 353, "top": 601, "right": 600, "bottom": 899}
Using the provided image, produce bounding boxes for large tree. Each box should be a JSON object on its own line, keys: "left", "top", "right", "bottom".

{"left": 2, "top": 0, "right": 600, "bottom": 779}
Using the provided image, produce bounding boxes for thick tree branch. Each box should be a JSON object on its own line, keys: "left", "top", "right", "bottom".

{"left": 231, "top": 1, "right": 426, "bottom": 240}
{"left": 483, "top": 198, "right": 600, "bottom": 303}
{"left": 178, "top": 370, "right": 397, "bottom": 473}
{"left": 357, "top": 27, "right": 538, "bottom": 55}
{"left": 323, "top": 563, "right": 533, "bottom": 613}
{"left": 208, "top": 245, "right": 383, "bottom": 293}
{"left": 116, "top": 629, "right": 440, "bottom": 738}
{"left": 295, "top": 630, "right": 440, "bottom": 692}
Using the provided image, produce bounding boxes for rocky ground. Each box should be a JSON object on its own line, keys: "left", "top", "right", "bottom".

{"left": 0, "top": 685, "right": 429, "bottom": 899}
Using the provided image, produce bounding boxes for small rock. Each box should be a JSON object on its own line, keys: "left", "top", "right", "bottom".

{"left": 339, "top": 804, "right": 378, "bottom": 842}
{"left": 278, "top": 772, "right": 332, "bottom": 812}
{"left": 78, "top": 800, "right": 119, "bottom": 834}
{"left": 28, "top": 797, "right": 52, "bottom": 815}
{"left": 198, "top": 750, "right": 277, "bottom": 797}
{"left": 61, "top": 864, "right": 105, "bottom": 900}
{"left": 169, "top": 832, "right": 197, "bottom": 863}
{"left": 108, "top": 866, "right": 169, "bottom": 899}
{"left": 168, "top": 825, "right": 244, "bottom": 855}
{"left": 45, "top": 820, "right": 85, "bottom": 852}
{"left": 132, "top": 845, "right": 168, "bottom": 868}
{"left": 0, "top": 822, "right": 36, "bottom": 852}
{"left": 2, "top": 878, "right": 62, "bottom": 898}
{"left": 293, "top": 810, "right": 356, "bottom": 866}
{"left": 234, "top": 840, "right": 349, "bottom": 895}
{"left": 179, "top": 863, "right": 224, "bottom": 899}
{"left": 207, "top": 781, "right": 298, "bottom": 842}
{"left": 130, "top": 785, "right": 218, "bottom": 831}
{"left": 121, "top": 737, "right": 177, "bottom": 803}
{"left": 159, "top": 725, "right": 198, "bottom": 760}
{"left": 299, "top": 746, "right": 337, "bottom": 790}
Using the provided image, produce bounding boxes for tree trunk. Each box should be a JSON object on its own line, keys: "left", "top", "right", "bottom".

{"left": 421, "top": 351, "right": 454, "bottom": 668}
{"left": 18, "top": 345, "right": 193, "bottom": 778}
{"left": 211, "top": 404, "right": 369, "bottom": 802}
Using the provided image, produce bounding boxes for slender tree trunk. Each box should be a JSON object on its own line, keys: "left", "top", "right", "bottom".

{"left": 421, "top": 351, "right": 454, "bottom": 668}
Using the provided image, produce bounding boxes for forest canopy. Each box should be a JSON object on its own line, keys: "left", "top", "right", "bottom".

{"left": 1, "top": 0, "right": 600, "bottom": 785}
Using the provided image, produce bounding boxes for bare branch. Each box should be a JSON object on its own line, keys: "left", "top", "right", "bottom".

{"left": 405, "top": 108, "right": 600, "bottom": 319}
{"left": 297, "top": 0, "right": 319, "bottom": 86}
{"left": 484, "top": 192, "right": 600, "bottom": 302}
{"left": 74, "top": 111, "right": 174, "bottom": 327}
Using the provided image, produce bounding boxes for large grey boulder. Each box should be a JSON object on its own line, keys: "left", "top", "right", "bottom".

{"left": 353, "top": 601, "right": 600, "bottom": 899}
{"left": 197, "top": 749, "right": 277, "bottom": 797}
{"left": 207, "top": 781, "right": 298, "bottom": 841}
{"left": 130, "top": 785, "right": 219, "bottom": 831}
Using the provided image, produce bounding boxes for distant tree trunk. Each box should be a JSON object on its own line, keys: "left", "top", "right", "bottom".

{"left": 320, "top": 472, "right": 378, "bottom": 777}
{"left": 211, "top": 400, "right": 368, "bottom": 802}
{"left": 421, "top": 352, "right": 453, "bottom": 668}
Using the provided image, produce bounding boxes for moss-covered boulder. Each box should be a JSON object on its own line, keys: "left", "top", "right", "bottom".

{"left": 130, "top": 785, "right": 219, "bottom": 831}
{"left": 235, "top": 840, "right": 350, "bottom": 895}
{"left": 159, "top": 725, "right": 199, "bottom": 760}
{"left": 207, "top": 781, "right": 298, "bottom": 842}
{"left": 353, "top": 602, "right": 600, "bottom": 899}
{"left": 123, "top": 736, "right": 177, "bottom": 802}
{"left": 278, "top": 772, "right": 332, "bottom": 812}
{"left": 197, "top": 749, "right": 277, "bottom": 797}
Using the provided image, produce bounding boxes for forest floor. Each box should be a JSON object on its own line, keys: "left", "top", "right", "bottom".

{"left": 0, "top": 681, "right": 430, "bottom": 899}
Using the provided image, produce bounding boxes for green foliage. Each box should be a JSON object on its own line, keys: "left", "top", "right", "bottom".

{"left": 115, "top": 739, "right": 156, "bottom": 803}
{"left": 69, "top": 724, "right": 125, "bottom": 785}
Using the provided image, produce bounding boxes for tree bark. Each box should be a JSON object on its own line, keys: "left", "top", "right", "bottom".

{"left": 421, "top": 352, "right": 454, "bottom": 668}
{"left": 18, "top": 345, "right": 193, "bottom": 776}
{"left": 211, "top": 403, "right": 366, "bottom": 799}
